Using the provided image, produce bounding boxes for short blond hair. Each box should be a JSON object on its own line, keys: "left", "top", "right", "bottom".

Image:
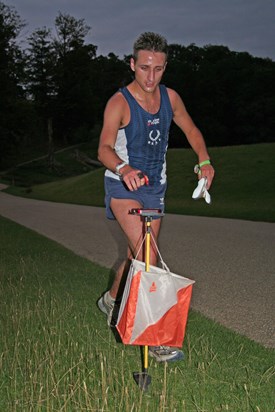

{"left": 133, "top": 32, "right": 168, "bottom": 61}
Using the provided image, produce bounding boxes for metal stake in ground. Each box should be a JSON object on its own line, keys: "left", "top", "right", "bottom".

{"left": 130, "top": 208, "right": 164, "bottom": 391}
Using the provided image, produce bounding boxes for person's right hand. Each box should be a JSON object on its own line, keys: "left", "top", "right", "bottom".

{"left": 122, "top": 167, "right": 149, "bottom": 191}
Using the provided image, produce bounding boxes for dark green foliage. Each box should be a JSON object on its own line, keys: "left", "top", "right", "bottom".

{"left": 0, "top": 2, "right": 275, "bottom": 171}
{"left": 165, "top": 44, "right": 275, "bottom": 148}
{"left": 0, "top": 2, "right": 28, "bottom": 168}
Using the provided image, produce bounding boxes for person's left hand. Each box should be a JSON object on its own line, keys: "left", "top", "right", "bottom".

{"left": 200, "top": 164, "right": 215, "bottom": 189}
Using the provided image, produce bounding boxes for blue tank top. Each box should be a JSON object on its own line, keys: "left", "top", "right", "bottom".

{"left": 107, "top": 84, "right": 173, "bottom": 186}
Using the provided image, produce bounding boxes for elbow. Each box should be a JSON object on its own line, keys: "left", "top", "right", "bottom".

{"left": 97, "top": 146, "right": 103, "bottom": 163}
{"left": 98, "top": 146, "right": 109, "bottom": 166}
{"left": 98, "top": 142, "right": 114, "bottom": 166}
{"left": 97, "top": 150, "right": 101, "bottom": 163}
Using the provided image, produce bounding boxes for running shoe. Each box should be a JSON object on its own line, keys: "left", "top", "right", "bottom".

{"left": 148, "top": 346, "right": 184, "bottom": 362}
{"left": 97, "top": 291, "right": 115, "bottom": 326}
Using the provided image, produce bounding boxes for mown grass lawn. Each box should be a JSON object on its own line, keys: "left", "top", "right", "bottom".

{"left": 4, "top": 143, "right": 275, "bottom": 223}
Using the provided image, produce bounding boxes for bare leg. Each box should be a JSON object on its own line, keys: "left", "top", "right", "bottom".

{"left": 109, "top": 198, "right": 162, "bottom": 299}
{"left": 102, "top": 198, "right": 183, "bottom": 361}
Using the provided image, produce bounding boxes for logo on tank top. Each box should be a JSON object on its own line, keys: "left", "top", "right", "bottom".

{"left": 147, "top": 118, "right": 159, "bottom": 127}
{"left": 147, "top": 118, "right": 161, "bottom": 145}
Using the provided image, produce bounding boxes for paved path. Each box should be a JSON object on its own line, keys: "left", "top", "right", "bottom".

{"left": 0, "top": 190, "right": 274, "bottom": 348}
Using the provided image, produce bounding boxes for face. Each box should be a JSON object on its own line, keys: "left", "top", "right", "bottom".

{"left": 130, "top": 50, "right": 167, "bottom": 94}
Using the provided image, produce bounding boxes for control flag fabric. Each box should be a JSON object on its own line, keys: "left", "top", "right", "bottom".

{"left": 116, "top": 259, "right": 195, "bottom": 347}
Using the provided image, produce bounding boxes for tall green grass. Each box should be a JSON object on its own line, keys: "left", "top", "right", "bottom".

{"left": 4, "top": 143, "right": 275, "bottom": 222}
{"left": 1, "top": 216, "right": 274, "bottom": 411}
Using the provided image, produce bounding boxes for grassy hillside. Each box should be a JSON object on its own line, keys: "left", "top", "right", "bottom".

{"left": 3, "top": 143, "right": 275, "bottom": 222}
{"left": 1, "top": 216, "right": 274, "bottom": 411}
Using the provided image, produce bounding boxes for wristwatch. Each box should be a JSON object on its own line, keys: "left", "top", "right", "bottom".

{"left": 115, "top": 161, "right": 128, "bottom": 176}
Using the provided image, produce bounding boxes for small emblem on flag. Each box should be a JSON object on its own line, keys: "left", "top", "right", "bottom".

{"left": 149, "top": 282, "right": 157, "bottom": 292}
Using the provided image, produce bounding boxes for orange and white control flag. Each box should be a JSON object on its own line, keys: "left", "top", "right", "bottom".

{"left": 116, "top": 260, "right": 195, "bottom": 347}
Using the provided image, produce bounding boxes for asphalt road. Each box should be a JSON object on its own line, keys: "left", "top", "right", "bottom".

{"left": 0, "top": 188, "right": 274, "bottom": 348}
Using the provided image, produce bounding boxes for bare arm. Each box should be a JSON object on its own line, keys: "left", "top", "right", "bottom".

{"left": 168, "top": 88, "right": 215, "bottom": 188}
{"left": 97, "top": 93, "right": 126, "bottom": 171}
{"left": 98, "top": 93, "right": 148, "bottom": 190}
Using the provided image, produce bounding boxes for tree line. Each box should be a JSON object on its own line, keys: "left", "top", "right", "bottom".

{"left": 1, "top": 2, "right": 274, "bottom": 169}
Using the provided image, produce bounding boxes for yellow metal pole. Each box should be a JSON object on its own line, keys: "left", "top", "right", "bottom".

{"left": 144, "top": 218, "right": 151, "bottom": 371}
{"left": 131, "top": 209, "right": 164, "bottom": 390}
{"left": 145, "top": 220, "right": 151, "bottom": 272}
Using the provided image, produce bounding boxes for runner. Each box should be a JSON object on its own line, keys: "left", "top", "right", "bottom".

{"left": 97, "top": 32, "right": 214, "bottom": 362}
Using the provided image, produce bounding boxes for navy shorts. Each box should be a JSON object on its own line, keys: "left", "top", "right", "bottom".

{"left": 104, "top": 176, "right": 167, "bottom": 220}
